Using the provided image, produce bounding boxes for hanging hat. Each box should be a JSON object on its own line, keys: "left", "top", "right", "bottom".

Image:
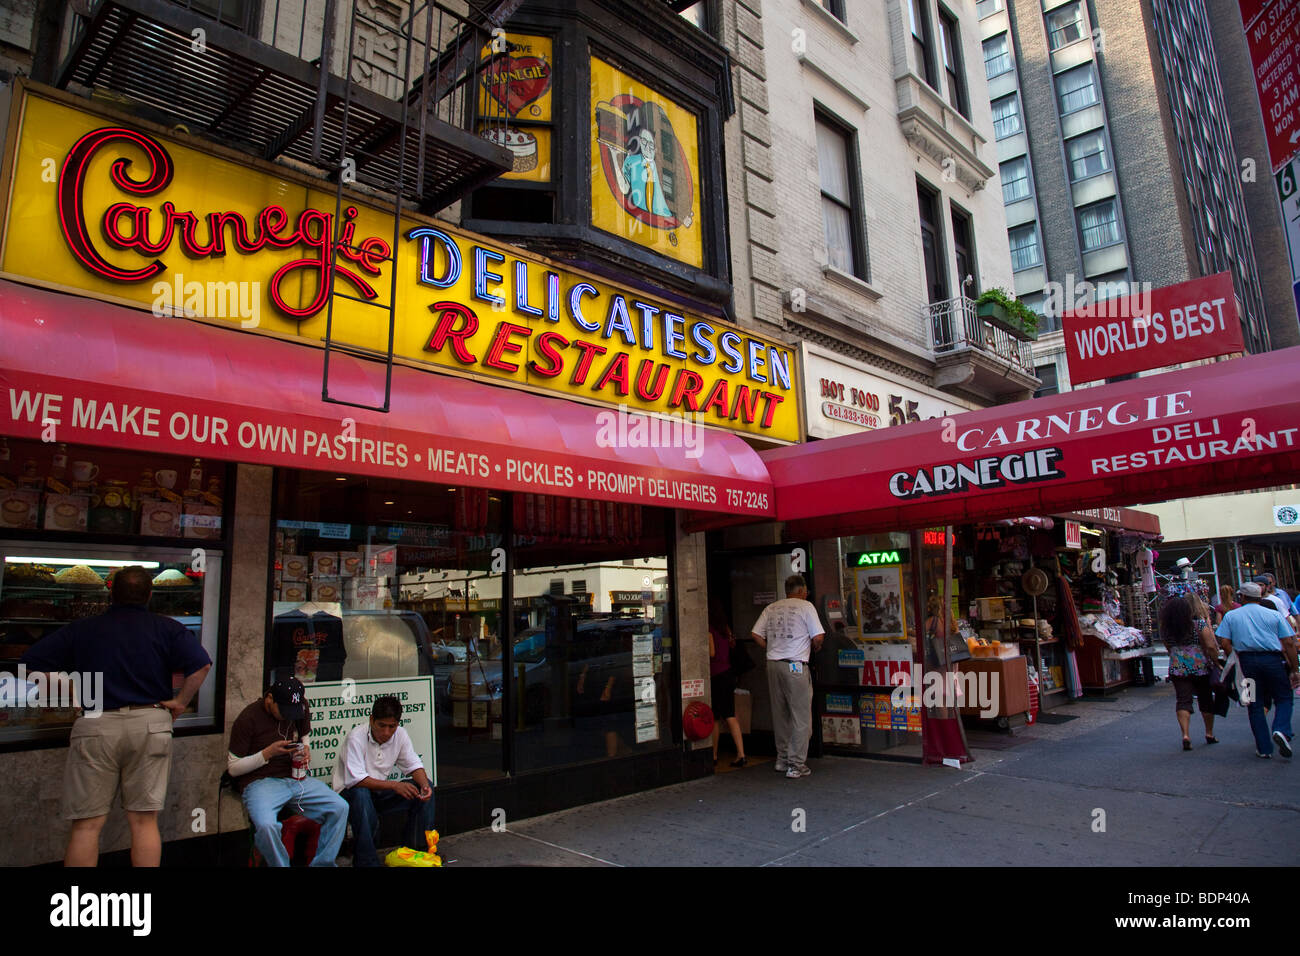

{"left": 682, "top": 701, "right": 715, "bottom": 741}
{"left": 1175, "top": 558, "right": 1193, "bottom": 569}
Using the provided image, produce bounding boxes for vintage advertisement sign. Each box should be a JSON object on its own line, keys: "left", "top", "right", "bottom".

{"left": 590, "top": 57, "right": 703, "bottom": 269}
{"left": 1061, "top": 273, "right": 1242, "bottom": 384}
{"left": 301, "top": 676, "right": 437, "bottom": 787}
{"left": 1239, "top": 0, "right": 1300, "bottom": 173}
{"left": 801, "top": 343, "right": 973, "bottom": 439}
{"left": 478, "top": 33, "right": 553, "bottom": 183}
{"left": 0, "top": 89, "right": 796, "bottom": 441}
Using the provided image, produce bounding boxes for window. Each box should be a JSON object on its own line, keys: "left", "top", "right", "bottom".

{"left": 910, "top": 0, "right": 938, "bottom": 87}
{"left": 983, "top": 33, "right": 1012, "bottom": 78}
{"left": 991, "top": 94, "right": 1022, "bottom": 138}
{"left": 951, "top": 205, "right": 977, "bottom": 295}
{"left": 937, "top": 8, "right": 970, "bottom": 118}
{"left": 819, "top": 0, "right": 847, "bottom": 21}
{"left": 1034, "top": 363, "right": 1059, "bottom": 397}
{"left": 1078, "top": 199, "right": 1121, "bottom": 250}
{"left": 677, "top": 2, "right": 709, "bottom": 31}
{"left": 1008, "top": 223, "right": 1042, "bottom": 271}
{"left": 816, "top": 114, "right": 867, "bottom": 279}
{"left": 1056, "top": 64, "right": 1099, "bottom": 113}
{"left": 917, "top": 181, "right": 949, "bottom": 302}
{"left": 1065, "top": 130, "right": 1110, "bottom": 180}
{"left": 1000, "top": 157, "right": 1031, "bottom": 204}
{"left": 1045, "top": 2, "right": 1085, "bottom": 50}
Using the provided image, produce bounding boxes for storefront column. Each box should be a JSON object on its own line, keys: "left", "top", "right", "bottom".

{"left": 216, "top": 463, "right": 273, "bottom": 833}
{"left": 676, "top": 514, "right": 710, "bottom": 750}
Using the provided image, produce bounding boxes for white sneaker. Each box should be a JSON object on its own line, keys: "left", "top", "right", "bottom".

{"left": 1273, "top": 731, "right": 1293, "bottom": 758}
{"left": 785, "top": 765, "right": 811, "bottom": 778}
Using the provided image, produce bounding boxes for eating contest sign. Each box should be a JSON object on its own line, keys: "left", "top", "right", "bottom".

{"left": 0, "top": 88, "right": 798, "bottom": 443}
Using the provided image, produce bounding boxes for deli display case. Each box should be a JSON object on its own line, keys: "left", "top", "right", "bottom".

{"left": 0, "top": 542, "right": 222, "bottom": 745}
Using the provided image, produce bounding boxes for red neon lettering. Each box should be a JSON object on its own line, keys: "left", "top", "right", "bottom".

{"left": 483, "top": 321, "right": 532, "bottom": 373}
{"left": 57, "top": 126, "right": 390, "bottom": 318}
{"left": 425, "top": 302, "right": 479, "bottom": 364}
{"left": 530, "top": 331, "right": 569, "bottom": 378}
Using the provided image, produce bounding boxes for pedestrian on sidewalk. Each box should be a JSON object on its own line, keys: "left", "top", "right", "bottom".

{"left": 1158, "top": 593, "right": 1221, "bottom": 750}
{"left": 1212, "top": 584, "right": 1239, "bottom": 625}
{"left": 1216, "top": 582, "right": 1298, "bottom": 759}
{"left": 751, "top": 575, "right": 824, "bottom": 779}
{"left": 708, "top": 599, "right": 747, "bottom": 768}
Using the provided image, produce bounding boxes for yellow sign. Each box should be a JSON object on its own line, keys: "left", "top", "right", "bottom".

{"left": 477, "top": 33, "right": 553, "bottom": 183}
{"left": 590, "top": 58, "right": 703, "bottom": 269}
{"left": 0, "top": 88, "right": 797, "bottom": 441}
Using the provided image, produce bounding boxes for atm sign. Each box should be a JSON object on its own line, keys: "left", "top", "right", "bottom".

{"left": 847, "top": 549, "right": 910, "bottom": 567}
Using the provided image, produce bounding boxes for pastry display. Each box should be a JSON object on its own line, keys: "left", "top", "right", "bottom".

{"left": 6, "top": 563, "right": 55, "bottom": 584}
{"left": 53, "top": 565, "right": 105, "bottom": 587}
{"left": 484, "top": 126, "right": 539, "bottom": 172}
{"left": 151, "top": 569, "right": 192, "bottom": 588}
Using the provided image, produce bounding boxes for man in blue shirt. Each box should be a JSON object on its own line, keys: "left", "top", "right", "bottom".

{"left": 22, "top": 566, "right": 212, "bottom": 865}
{"left": 1217, "top": 582, "right": 1298, "bottom": 758}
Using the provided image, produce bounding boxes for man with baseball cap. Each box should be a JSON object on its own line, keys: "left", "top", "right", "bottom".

{"left": 1217, "top": 582, "right": 1298, "bottom": 759}
{"left": 227, "top": 678, "right": 348, "bottom": 865}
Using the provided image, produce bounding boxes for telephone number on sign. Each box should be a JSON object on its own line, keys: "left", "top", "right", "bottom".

{"left": 726, "top": 489, "right": 771, "bottom": 510}
{"left": 822, "top": 402, "right": 881, "bottom": 429}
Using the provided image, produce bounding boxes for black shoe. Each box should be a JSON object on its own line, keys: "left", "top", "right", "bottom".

{"left": 731, "top": 757, "right": 748, "bottom": 768}
{"left": 1273, "top": 731, "right": 1293, "bottom": 758}
{"left": 1182, "top": 738, "right": 1191, "bottom": 751}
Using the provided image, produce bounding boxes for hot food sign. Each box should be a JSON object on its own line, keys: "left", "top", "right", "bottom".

{"left": 1, "top": 88, "right": 799, "bottom": 442}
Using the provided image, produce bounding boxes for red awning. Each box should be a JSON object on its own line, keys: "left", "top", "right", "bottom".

{"left": 0, "top": 280, "right": 774, "bottom": 517}
{"left": 762, "top": 347, "right": 1300, "bottom": 539}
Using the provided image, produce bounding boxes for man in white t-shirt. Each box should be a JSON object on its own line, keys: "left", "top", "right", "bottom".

{"left": 752, "top": 575, "right": 825, "bottom": 779}
{"left": 332, "top": 696, "right": 435, "bottom": 866}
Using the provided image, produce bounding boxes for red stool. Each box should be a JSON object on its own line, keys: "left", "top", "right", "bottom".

{"left": 249, "top": 813, "right": 322, "bottom": 867}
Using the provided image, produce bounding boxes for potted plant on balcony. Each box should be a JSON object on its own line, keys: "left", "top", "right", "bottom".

{"left": 975, "top": 288, "right": 1039, "bottom": 341}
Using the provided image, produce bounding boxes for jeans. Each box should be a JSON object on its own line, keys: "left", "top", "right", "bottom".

{"left": 341, "top": 782, "right": 437, "bottom": 867}
{"left": 1237, "top": 653, "right": 1294, "bottom": 755}
{"left": 242, "top": 776, "right": 348, "bottom": 867}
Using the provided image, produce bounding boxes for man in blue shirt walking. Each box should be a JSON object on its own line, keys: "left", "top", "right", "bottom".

{"left": 1217, "top": 582, "right": 1298, "bottom": 758}
{"left": 22, "top": 566, "right": 212, "bottom": 865}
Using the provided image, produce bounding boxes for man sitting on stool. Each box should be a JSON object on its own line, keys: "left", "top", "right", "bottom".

{"left": 227, "top": 678, "right": 348, "bottom": 866}
{"left": 332, "top": 695, "right": 435, "bottom": 867}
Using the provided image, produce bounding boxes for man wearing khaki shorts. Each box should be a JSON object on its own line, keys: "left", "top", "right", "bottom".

{"left": 22, "top": 566, "right": 211, "bottom": 866}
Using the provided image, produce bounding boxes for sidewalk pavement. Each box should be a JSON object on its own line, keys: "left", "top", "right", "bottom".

{"left": 441, "top": 683, "right": 1299, "bottom": 866}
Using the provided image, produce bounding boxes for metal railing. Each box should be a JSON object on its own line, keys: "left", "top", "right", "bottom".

{"left": 926, "top": 295, "right": 1035, "bottom": 371}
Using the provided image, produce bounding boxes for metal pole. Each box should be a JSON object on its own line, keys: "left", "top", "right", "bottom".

{"left": 311, "top": 0, "right": 338, "bottom": 165}
{"left": 1209, "top": 540, "right": 1221, "bottom": 603}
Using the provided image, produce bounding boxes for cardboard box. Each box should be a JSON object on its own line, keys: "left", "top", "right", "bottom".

{"left": 139, "top": 499, "right": 181, "bottom": 537}
{"left": 338, "top": 551, "right": 363, "bottom": 577}
{"left": 281, "top": 555, "right": 310, "bottom": 582}
{"left": 733, "top": 688, "right": 752, "bottom": 735}
{"left": 182, "top": 502, "right": 222, "bottom": 539}
{"left": 42, "top": 493, "right": 90, "bottom": 533}
{"left": 280, "top": 582, "right": 308, "bottom": 603}
{"left": 976, "top": 597, "right": 1007, "bottom": 621}
{"left": 0, "top": 488, "right": 40, "bottom": 529}
{"left": 311, "top": 576, "right": 341, "bottom": 602}
{"left": 310, "top": 552, "right": 340, "bottom": 576}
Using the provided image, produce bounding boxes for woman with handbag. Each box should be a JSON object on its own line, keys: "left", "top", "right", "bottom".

{"left": 1159, "top": 594, "right": 1222, "bottom": 750}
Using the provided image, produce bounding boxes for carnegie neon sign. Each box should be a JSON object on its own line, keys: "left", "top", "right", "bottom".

{"left": 56, "top": 126, "right": 390, "bottom": 319}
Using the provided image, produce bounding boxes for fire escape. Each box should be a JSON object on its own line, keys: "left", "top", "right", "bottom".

{"left": 55, "top": 0, "right": 521, "bottom": 412}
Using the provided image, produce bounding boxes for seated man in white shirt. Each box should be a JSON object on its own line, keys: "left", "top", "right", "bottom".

{"left": 331, "top": 695, "right": 435, "bottom": 867}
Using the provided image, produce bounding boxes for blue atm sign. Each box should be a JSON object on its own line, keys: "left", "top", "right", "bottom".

{"left": 847, "top": 549, "right": 910, "bottom": 567}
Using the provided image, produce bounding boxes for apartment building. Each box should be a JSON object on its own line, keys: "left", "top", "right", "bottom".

{"left": 977, "top": 0, "right": 1294, "bottom": 395}
{"left": 679, "top": 0, "right": 1037, "bottom": 428}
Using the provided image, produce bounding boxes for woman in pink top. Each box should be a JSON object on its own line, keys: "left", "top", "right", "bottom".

{"left": 709, "top": 600, "right": 747, "bottom": 768}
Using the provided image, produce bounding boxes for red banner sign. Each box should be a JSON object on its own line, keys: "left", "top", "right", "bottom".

{"left": 1061, "top": 273, "right": 1242, "bottom": 385}
{"left": 1241, "top": 0, "right": 1300, "bottom": 172}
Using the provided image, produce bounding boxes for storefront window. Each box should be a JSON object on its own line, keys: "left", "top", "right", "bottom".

{"left": 272, "top": 470, "right": 505, "bottom": 786}
{"left": 818, "top": 533, "right": 924, "bottom": 758}
{"left": 0, "top": 438, "right": 229, "bottom": 745}
{"left": 511, "top": 495, "right": 674, "bottom": 771}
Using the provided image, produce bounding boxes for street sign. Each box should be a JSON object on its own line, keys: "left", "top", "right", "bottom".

{"left": 1279, "top": 156, "right": 1300, "bottom": 305}
{"left": 1060, "top": 273, "right": 1242, "bottom": 384}
{"left": 1240, "top": 0, "right": 1300, "bottom": 173}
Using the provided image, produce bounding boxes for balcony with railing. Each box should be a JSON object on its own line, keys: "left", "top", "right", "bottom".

{"left": 56, "top": 0, "right": 516, "bottom": 210}
{"left": 926, "top": 295, "right": 1040, "bottom": 398}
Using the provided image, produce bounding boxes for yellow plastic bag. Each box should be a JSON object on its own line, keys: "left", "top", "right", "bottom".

{"left": 382, "top": 830, "right": 442, "bottom": 867}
